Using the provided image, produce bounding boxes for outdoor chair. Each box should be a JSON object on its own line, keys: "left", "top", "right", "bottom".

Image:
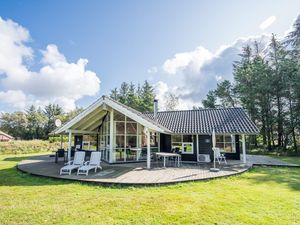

{"left": 214, "top": 148, "right": 227, "bottom": 164}
{"left": 77, "top": 152, "right": 102, "bottom": 176}
{"left": 60, "top": 151, "right": 85, "bottom": 175}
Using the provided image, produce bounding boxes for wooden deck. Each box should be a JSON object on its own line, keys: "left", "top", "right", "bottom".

{"left": 18, "top": 155, "right": 252, "bottom": 185}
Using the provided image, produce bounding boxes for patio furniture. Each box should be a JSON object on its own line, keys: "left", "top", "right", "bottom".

{"left": 214, "top": 148, "right": 227, "bottom": 164}
{"left": 55, "top": 149, "right": 66, "bottom": 163}
{"left": 130, "top": 148, "right": 142, "bottom": 161}
{"left": 60, "top": 151, "right": 85, "bottom": 175}
{"left": 77, "top": 152, "right": 102, "bottom": 176}
{"left": 155, "top": 152, "right": 181, "bottom": 168}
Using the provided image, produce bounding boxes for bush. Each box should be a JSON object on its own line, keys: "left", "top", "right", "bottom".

{"left": 0, "top": 140, "right": 65, "bottom": 155}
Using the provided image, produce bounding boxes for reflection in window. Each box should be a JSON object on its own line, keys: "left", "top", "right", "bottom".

{"left": 216, "top": 135, "right": 236, "bottom": 153}
{"left": 172, "top": 135, "right": 193, "bottom": 154}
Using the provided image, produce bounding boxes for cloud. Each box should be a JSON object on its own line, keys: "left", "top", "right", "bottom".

{"left": 0, "top": 17, "right": 100, "bottom": 111}
{"left": 161, "top": 35, "right": 271, "bottom": 108}
{"left": 163, "top": 46, "right": 212, "bottom": 75}
{"left": 259, "top": 16, "right": 276, "bottom": 30}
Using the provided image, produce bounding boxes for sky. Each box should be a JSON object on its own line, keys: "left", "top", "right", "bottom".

{"left": 0, "top": 0, "right": 300, "bottom": 112}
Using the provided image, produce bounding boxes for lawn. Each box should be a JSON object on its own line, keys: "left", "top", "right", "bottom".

{"left": 0, "top": 155, "right": 299, "bottom": 225}
{"left": 271, "top": 156, "right": 300, "bottom": 165}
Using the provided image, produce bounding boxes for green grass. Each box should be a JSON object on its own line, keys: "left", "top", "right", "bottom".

{"left": 0, "top": 155, "right": 300, "bottom": 225}
{"left": 271, "top": 156, "right": 300, "bottom": 165}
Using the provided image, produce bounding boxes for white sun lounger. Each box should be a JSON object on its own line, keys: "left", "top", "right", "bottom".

{"left": 60, "top": 151, "right": 85, "bottom": 175}
{"left": 77, "top": 151, "right": 102, "bottom": 176}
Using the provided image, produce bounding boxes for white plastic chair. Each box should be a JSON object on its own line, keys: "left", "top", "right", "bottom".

{"left": 77, "top": 152, "right": 102, "bottom": 176}
{"left": 60, "top": 151, "right": 85, "bottom": 175}
{"left": 214, "top": 148, "right": 227, "bottom": 164}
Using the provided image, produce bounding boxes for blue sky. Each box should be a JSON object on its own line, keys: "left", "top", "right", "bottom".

{"left": 0, "top": 0, "right": 300, "bottom": 112}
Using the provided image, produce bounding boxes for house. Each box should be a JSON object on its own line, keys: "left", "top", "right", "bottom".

{"left": 53, "top": 96, "right": 259, "bottom": 168}
{"left": 0, "top": 131, "right": 14, "bottom": 142}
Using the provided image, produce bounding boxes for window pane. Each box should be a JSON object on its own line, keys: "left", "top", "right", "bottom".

{"left": 150, "top": 134, "right": 158, "bottom": 147}
{"left": 115, "top": 135, "right": 124, "bottom": 148}
{"left": 172, "top": 143, "right": 182, "bottom": 153}
{"left": 224, "top": 143, "right": 232, "bottom": 152}
{"left": 216, "top": 143, "right": 224, "bottom": 149}
{"left": 183, "top": 135, "right": 192, "bottom": 142}
{"left": 183, "top": 143, "right": 193, "bottom": 153}
{"left": 224, "top": 135, "right": 232, "bottom": 143}
{"left": 126, "top": 116, "right": 135, "bottom": 122}
{"left": 127, "top": 136, "right": 137, "bottom": 148}
{"left": 172, "top": 135, "right": 181, "bottom": 142}
{"left": 216, "top": 135, "right": 224, "bottom": 142}
{"left": 115, "top": 122, "right": 125, "bottom": 134}
{"left": 141, "top": 135, "right": 147, "bottom": 147}
{"left": 126, "top": 122, "right": 137, "bottom": 134}
{"left": 114, "top": 111, "right": 125, "bottom": 121}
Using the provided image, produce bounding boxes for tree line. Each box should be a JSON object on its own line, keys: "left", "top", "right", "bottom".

{"left": 0, "top": 105, "right": 83, "bottom": 140}
{"left": 0, "top": 80, "right": 158, "bottom": 140}
{"left": 200, "top": 19, "right": 300, "bottom": 152}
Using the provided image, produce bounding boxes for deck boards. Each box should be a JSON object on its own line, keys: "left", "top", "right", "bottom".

{"left": 17, "top": 154, "right": 298, "bottom": 185}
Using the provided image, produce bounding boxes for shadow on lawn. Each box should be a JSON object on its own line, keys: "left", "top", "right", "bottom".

{"left": 245, "top": 166, "right": 300, "bottom": 191}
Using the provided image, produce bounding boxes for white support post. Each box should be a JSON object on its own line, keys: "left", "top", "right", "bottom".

{"left": 68, "top": 130, "right": 72, "bottom": 162}
{"left": 242, "top": 134, "right": 246, "bottom": 163}
{"left": 158, "top": 133, "right": 160, "bottom": 152}
{"left": 124, "top": 116, "right": 127, "bottom": 162}
{"left": 196, "top": 135, "right": 199, "bottom": 162}
{"left": 109, "top": 109, "right": 114, "bottom": 163}
{"left": 146, "top": 128, "right": 151, "bottom": 169}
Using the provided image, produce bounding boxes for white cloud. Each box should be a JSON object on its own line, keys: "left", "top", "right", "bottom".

{"left": 0, "top": 90, "right": 27, "bottom": 109}
{"left": 0, "top": 17, "right": 100, "bottom": 111}
{"left": 160, "top": 35, "right": 271, "bottom": 108}
{"left": 162, "top": 46, "right": 212, "bottom": 75}
{"left": 259, "top": 16, "right": 276, "bottom": 30}
{"left": 147, "top": 66, "right": 158, "bottom": 74}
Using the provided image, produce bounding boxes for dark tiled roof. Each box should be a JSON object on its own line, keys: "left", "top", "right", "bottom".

{"left": 143, "top": 108, "right": 259, "bottom": 134}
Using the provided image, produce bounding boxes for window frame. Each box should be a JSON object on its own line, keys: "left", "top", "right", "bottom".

{"left": 171, "top": 135, "right": 194, "bottom": 154}
{"left": 215, "top": 134, "right": 236, "bottom": 153}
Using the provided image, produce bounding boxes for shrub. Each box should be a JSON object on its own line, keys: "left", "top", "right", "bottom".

{"left": 0, "top": 140, "right": 66, "bottom": 155}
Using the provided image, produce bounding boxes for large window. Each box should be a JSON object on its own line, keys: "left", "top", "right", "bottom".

{"left": 216, "top": 135, "right": 236, "bottom": 153}
{"left": 112, "top": 110, "right": 159, "bottom": 162}
{"left": 171, "top": 135, "right": 193, "bottom": 154}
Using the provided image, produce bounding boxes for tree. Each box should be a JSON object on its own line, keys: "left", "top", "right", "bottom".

{"left": 139, "top": 80, "right": 155, "bottom": 112}
{"left": 26, "top": 105, "right": 47, "bottom": 139}
{"left": 109, "top": 80, "right": 155, "bottom": 112}
{"left": 268, "top": 34, "right": 287, "bottom": 147}
{"left": 215, "top": 80, "right": 236, "bottom": 107}
{"left": 202, "top": 90, "right": 217, "bottom": 109}
{"left": 44, "top": 104, "right": 64, "bottom": 135}
{"left": 0, "top": 112, "right": 28, "bottom": 139}
{"left": 164, "top": 91, "right": 179, "bottom": 111}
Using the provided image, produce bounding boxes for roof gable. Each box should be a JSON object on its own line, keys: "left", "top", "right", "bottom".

{"left": 53, "top": 96, "right": 171, "bottom": 134}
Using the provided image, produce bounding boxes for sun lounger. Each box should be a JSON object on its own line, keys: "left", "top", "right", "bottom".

{"left": 60, "top": 151, "right": 85, "bottom": 175}
{"left": 77, "top": 152, "right": 102, "bottom": 176}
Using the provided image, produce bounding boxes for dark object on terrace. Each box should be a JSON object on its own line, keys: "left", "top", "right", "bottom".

{"left": 55, "top": 149, "right": 66, "bottom": 163}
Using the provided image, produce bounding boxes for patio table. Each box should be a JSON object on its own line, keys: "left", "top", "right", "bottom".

{"left": 130, "top": 148, "right": 142, "bottom": 161}
{"left": 155, "top": 152, "right": 181, "bottom": 168}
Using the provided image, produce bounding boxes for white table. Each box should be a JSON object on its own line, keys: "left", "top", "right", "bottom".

{"left": 130, "top": 148, "right": 142, "bottom": 161}
{"left": 155, "top": 152, "right": 181, "bottom": 168}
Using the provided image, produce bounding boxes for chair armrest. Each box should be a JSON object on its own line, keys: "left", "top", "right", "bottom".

{"left": 65, "top": 160, "right": 73, "bottom": 165}
{"left": 84, "top": 161, "right": 90, "bottom": 166}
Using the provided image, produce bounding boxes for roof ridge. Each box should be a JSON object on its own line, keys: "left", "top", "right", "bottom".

{"left": 143, "top": 107, "right": 244, "bottom": 114}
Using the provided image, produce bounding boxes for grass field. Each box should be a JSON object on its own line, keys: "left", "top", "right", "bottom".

{"left": 0, "top": 154, "right": 299, "bottom": 225}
